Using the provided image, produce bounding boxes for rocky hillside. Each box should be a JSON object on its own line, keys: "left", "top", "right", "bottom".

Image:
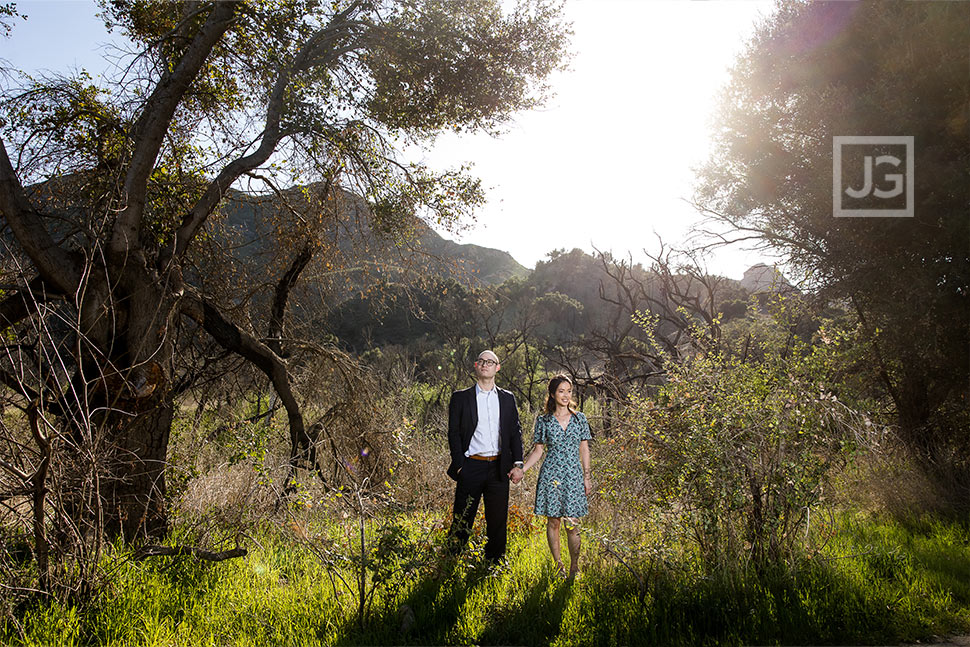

{"left": 740, "top": 263, "right": 798, "bottom": 294}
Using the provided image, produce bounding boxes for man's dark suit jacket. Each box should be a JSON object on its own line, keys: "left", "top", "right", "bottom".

{"left": 447, "top": 385, "right": 523, "bottom": 481}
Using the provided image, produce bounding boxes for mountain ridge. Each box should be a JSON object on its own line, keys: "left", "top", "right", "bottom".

{"left": 219, "top": 184, "right": 529, "bottom": 289}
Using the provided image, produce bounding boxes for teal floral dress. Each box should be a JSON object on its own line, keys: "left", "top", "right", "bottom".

{"left": 532, "top": 412, "right": 592, "bottom": 518}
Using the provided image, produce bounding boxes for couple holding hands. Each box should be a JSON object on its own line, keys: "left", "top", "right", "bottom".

{"left": 446, "top": 350, "right": 592, "bottom": 578}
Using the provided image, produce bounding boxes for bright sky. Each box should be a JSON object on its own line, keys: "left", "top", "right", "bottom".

{"left": 2, "top": 0, "right": 780, "bottom": 280}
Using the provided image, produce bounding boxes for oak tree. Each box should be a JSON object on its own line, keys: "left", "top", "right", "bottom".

{"left": 694, "top": 0, "right": 969, "bottom": 501}
{"left": 0, "top": 0, "right": 569, "bottom": 540}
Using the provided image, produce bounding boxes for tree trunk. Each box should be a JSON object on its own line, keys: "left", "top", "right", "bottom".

{"left": 102, "top": 396, "right": 173, "bottom": 540}
{"left": 81, "top": 258, "right": 176, "bottom": 541}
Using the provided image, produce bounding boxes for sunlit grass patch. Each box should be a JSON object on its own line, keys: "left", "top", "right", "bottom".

{"left": 3, "top": 510, "right": 969, "bottom": 646}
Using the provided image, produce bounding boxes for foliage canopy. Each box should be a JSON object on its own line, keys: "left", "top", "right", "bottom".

{"left": 694, "top": 0, "right": 970, "bottom": 499}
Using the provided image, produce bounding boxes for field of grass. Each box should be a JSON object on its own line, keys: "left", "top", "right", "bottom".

{"left": 3, "top": 509, "right": 969, "bottom": 646}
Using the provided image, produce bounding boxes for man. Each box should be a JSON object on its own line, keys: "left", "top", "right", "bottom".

{"left": 446, "top": 350, "right": 524, "bottom": 562}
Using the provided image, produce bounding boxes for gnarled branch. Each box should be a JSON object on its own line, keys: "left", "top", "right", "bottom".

{"left": 164, "top": 11, "right": 367, "bottom": 266}
{"left": 179, "top": 289, "right": 313, "bottom": 473}
{"left": 110, "top": 1, "right": 241, "bottom": 254}
{"left": 0, "top": 141, "right": 79, "bottom": 294}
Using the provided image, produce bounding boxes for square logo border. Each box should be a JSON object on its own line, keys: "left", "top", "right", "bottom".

{"left": 833, "top": 135, "right": 914, "bottom": 218}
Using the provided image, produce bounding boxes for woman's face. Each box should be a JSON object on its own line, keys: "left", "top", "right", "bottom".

{"left": 554, "top": 381, "right": 572, "bottom": 407}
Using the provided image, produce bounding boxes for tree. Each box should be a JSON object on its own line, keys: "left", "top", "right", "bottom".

{"left": 537, "top": 246, "right": 733, "bottom": 428}
{"left": 694, "top": 0, "right": 970, "bottom": 504}
{"left": 0, "top": 0, "right": 570, "bottom": 542}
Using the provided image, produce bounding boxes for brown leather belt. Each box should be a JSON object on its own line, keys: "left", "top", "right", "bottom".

{"left": 469, "top": 454, "right": 499, "bottom": 462}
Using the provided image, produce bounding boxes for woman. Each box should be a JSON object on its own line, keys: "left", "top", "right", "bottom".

{"left": 521, "top": 374, "right": 592, "bottom": 578}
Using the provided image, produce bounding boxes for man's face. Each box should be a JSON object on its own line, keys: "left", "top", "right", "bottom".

{"left": 474, "top": 352, "right": 500, "bottom": 379}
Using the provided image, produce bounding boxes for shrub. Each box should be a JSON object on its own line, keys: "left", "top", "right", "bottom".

{"left": 620, "top": 349, "right": 858, "bottom": 573}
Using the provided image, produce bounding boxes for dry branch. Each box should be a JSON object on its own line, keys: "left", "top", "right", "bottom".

{"left": 134, "top": 545, "right": 247, "bottom": 561}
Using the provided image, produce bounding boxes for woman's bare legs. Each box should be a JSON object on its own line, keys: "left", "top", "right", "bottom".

{"left": 565, "top": 520, "right": 581, "bottom": 576}
{"left": 546, "top": 517, "right": 565, "bottom": 575}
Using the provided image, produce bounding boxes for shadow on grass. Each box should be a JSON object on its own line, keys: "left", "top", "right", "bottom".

{"left": 331, "top": 554, "right": 476, "bottom": 645}
{"left": 560, "top": 554, "right": 967, "bottom": 647}
{"left": 331, "top": 549, "right": 578, "bottom": 646}
{"left": 476, "top": 569, "right": 576, "bottom": 645}
{"left": 327, "top": 516, "right": 970, "bottom": 647}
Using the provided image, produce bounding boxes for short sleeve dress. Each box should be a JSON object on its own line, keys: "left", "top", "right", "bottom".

{"left": 532, "top": 411, "right": 593, "bottom": 518}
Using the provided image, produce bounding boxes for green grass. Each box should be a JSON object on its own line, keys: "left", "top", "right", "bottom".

{"left": 3, "top": 511, "right": 969, "bottom": 646}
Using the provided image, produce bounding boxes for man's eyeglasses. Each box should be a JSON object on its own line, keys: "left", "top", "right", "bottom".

{"left": 476, "top": 358, "right": 498, "bottom": 367}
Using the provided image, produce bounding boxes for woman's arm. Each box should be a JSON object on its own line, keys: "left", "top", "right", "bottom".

{"left": 522, "top": 443, "right": 544, "bottom": 473}
{"left": 579, "top": 439, "right": 592, "bottom": 496}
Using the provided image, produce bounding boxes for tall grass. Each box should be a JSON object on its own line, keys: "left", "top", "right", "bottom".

{"left": 3, "top": 509, "right": 968, "bottom": 646}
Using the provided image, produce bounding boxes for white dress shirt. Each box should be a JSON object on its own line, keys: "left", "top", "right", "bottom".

{"left": 465, "top": 383, "right": 500, "bottom": 457}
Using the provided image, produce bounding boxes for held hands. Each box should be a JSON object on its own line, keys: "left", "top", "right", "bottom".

{"left": 508, "top": 466, "right": 524, "bottom": 484}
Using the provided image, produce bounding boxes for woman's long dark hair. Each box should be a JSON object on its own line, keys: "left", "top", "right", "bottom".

{"left": 544, "top": 374, "right": 577, "bottom": 415}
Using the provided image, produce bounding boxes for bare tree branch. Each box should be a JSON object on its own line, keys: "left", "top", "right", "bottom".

{"left": 179, "top": 289, "right": 312, "bottom": 473}
{"left": 0, "top": 275, "right": 54, "bottom": 331}
{"left": 134, "top": 544, "right": 247, "bottom": 561}
{"left": 268, "top": 240, "right": 317, "bottom": 358}
{"left": 0, "top": 141, "right": 79, "bottom": 293}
